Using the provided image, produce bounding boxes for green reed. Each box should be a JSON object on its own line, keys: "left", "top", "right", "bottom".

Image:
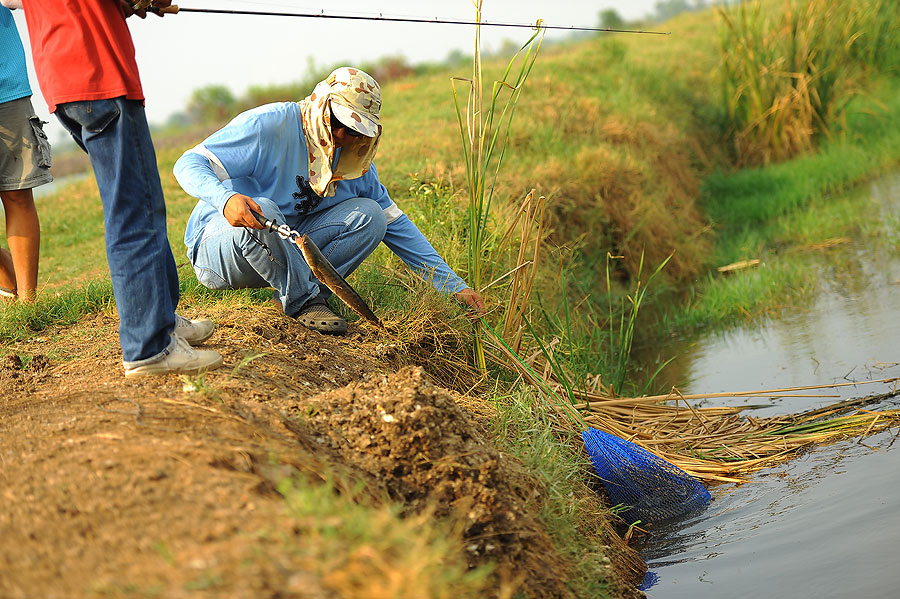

{"left": 451, "top": 0, "right": 545, "bottom": 370}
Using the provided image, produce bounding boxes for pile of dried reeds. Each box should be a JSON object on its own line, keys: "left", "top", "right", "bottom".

{"left": 562, "top": 378, "right": 900, "bottom": 483}
{"left": 479, "top": 234, "right": 900, "bottom": 486}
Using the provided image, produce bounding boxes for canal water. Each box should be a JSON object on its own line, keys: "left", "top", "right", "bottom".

{"left": 636, "top": 173, "right": 900, "bottom": 598}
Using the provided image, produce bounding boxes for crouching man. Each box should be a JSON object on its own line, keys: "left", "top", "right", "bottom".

{"left": 174, "top": 67, "right": 484, "bottom": 334}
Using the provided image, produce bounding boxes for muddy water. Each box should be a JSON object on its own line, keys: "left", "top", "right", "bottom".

{"left": 636, "top": 173, "right": 900, "bottom": 598}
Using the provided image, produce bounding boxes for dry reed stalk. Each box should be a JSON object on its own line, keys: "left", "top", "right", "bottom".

{"left": 500, "top": 190, "right": 546, "bottom": 354}
{"left": 581, "top": 377, "right": 898, "bottom": 404}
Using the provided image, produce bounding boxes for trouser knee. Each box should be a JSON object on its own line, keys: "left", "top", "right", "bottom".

{"left": 252, "top": 196, "right": 284, "bottom": 222}
{"left": 352, "top": 198, "right": 387, "bottom": 246}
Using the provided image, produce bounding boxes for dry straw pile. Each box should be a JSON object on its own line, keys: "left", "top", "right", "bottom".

{"left": 554, "top": 375, "right": 900, "bottom": 484}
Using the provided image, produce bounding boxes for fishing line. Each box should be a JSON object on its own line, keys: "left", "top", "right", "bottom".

{"left": 155, "top": 5, "right": 671, "bottom": 35}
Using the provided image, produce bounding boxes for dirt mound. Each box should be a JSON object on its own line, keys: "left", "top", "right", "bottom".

{"left": 297, "top": 367, "right": 568, "bottom": 597}
{"left": 0, "top": 305, "right": 644, "bottom": 598}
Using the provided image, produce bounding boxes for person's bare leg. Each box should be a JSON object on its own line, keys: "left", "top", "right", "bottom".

{"left": 0, "top": 247, "right": 16, "bottom": 301}
{"left": 1, "top": 189, "right": 40, "bottom": 302}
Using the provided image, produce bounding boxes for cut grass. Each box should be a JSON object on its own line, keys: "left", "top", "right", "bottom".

{"left": 275, "top": 474, "right": 492, "bottom": 599}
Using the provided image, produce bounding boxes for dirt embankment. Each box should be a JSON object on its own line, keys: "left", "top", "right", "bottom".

{"left": 0, "top": 305, "right": 644, "bottom": 598}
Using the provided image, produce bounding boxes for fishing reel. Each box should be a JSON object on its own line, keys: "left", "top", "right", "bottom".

{"left": 130, "top": 1, "right": 179, "bottom": 14}
{"left": 251, "top": 211, "right": 298, "bottom": 242}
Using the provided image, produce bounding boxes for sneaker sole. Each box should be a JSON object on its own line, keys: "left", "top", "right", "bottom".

{"left": 124, "top": 355, "right": 224, "bottom": 378}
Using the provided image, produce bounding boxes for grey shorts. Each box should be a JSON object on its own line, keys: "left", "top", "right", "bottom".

{"left": 0, "top": 96, "right": 53, "bottom": 192}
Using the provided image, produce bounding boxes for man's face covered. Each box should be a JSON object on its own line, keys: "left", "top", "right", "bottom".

{"left": 299, "top": 67, "right": 382, "bottom": 198}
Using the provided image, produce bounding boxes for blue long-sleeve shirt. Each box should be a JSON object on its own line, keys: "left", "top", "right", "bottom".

{"left": 174, "top": 101, "right": 466, "bottom": 294}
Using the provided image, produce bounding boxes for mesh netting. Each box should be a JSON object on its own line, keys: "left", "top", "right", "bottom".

{"left": 582, "top": 428, "right": 710, "bottom": 523}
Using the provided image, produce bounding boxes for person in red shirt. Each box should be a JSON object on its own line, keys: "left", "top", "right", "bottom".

{"left": 3, "top": 0, "right": 223, "bottom": 376}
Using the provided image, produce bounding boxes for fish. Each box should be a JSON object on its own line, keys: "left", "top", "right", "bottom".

{"left": 295, "top": 234, "right": 383, "bottom": 328}
{"left": 250, "top": 210, "right": 382, "bottom": 328}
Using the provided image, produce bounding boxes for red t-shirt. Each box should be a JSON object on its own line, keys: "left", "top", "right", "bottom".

{"left": 21, "top": 0, "right": 144, "bottom": 112}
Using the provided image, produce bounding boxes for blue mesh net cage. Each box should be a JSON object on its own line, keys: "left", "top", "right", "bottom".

{"left": 582, "top": 428, "right": 710, "bottom": 523}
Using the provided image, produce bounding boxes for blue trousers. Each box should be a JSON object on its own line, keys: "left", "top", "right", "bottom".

{"left": 191, "top": 196, "right": 387, "bottom": 317}
{"left": 56, "top": 98, "right": 178, "bottom": 364}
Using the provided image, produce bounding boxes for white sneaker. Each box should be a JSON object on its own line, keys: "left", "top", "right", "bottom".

{"left": 174, "top": 313, "right": 215, "bottom": 345}
{"left": 124, "top": 334, "right": 223, "bottom": 378}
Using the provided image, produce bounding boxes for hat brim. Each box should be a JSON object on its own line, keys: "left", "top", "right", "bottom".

{"left": 331, "top": 103, "right": 379, "bottom": 138}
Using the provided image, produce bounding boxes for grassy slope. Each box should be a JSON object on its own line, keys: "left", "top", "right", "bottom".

{"left": 19, "top": 15, "right": 717, "bottom": 322}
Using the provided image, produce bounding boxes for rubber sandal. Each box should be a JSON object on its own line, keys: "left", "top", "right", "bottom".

{"left": 295, "top": 297, "right": 347, "bottom": 335}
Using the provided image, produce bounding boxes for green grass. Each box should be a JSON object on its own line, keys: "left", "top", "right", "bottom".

{"left": 275, "top": 474, "right": 491, "bottom": 598}
{"left": 657, "top": 176, "right": 900, "bottom": 333}
{"left": 492, "top": 387, "right": 620, "bottom": 598}
{"left": 703, "top": 75, "right": 900, "bottom": 240}
{"left": 0, "top": 280, "right": 114, "bottom": 345}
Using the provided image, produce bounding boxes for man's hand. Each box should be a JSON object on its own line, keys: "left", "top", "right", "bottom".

{"left": 224, "top": 194, "right": 265, "bottom": 229}
{"left": 454, "top": 288, "right": 486, "bottom": 318}
{"left": 121, "top": 0, "right": 173, "bottom": 19}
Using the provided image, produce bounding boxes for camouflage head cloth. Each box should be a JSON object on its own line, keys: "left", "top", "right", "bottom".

{"left": 298, "top": 67, "right": 382, "bottom": 197}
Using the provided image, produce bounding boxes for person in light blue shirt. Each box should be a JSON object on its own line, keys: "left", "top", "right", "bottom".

{"left": 0, "top": 5, "right": 51, "bottom": 302}
{"left": 174, "top": 67, "right": 484, "bottom": 334}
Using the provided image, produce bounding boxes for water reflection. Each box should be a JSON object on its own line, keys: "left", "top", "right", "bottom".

{"left": 643, "top": 428, "right": 900, "bottom": 598}
{"left": 643, "top": 173, "right": 900, "bottom": 418}
{"left": 637, "top": 173, "right": 900, "bottom": 598}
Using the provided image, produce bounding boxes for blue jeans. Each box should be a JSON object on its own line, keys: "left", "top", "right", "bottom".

{"left": 191, "top": 197, "right": 386, "bottom": 317}
{"left": 56, "top": 98, "right": 178, "bottom": 364}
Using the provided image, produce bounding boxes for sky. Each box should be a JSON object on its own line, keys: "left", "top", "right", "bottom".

{"left": 9, "top": 1, "right": 659, "bottom": 145}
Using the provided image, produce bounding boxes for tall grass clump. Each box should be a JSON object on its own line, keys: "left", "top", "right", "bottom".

{"left": 600, "top": 252, "right": 672, "bottom": 395}
{"left": 451, "top": 0, "right": 545, "bottom": 370}
{"left": 716, "top": 0, "right": 881, "bottom": 165}
{"left": 491, "top": 251, "right": 672, "bottom": 405}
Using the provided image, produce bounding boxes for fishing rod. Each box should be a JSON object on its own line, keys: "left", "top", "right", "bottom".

{"left": 137, "top": 3, "right": 670, "bottom": 35}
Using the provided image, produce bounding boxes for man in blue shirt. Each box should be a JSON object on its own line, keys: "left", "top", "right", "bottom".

{"left": 175, "top": 67, "right": 484, "bottom": 334}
